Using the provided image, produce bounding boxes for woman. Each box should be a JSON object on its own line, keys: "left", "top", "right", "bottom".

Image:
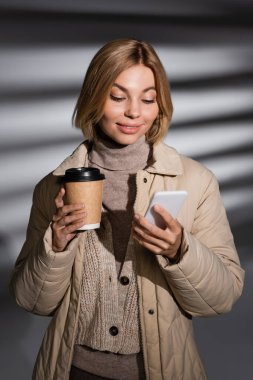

{"left": 10, "top": 39, "right": 244, "bottom": 380}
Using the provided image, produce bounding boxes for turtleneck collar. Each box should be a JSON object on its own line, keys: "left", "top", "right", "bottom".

{"left": 89, "top": 132, "right": 150, "bottom": 172}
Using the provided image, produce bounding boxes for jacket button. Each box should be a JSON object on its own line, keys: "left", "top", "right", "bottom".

{"left": 148, "top": 309, "right": 155, "bottom": 315}
{"left": 143, "top": 177, "right": 147, "bottom": 183}
{"left": 120, "top": 276, "right": 129, "bottom": 285}
{"left": 109, "top": 326, "right": 118, "bottom": 336}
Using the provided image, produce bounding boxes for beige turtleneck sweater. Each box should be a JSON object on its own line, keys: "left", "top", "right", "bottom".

{"left": 72, "top": 134, "right": 150, "bottom": 379}
{"left": 90, "top": 134, "right": 150, "bottom": 274}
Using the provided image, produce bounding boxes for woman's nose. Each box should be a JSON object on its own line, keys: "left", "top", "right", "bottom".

{"left": 124, "top": 100, "right": 140, "bottom": 119}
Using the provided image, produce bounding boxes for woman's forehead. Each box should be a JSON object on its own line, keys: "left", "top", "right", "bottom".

{"left": 112, "top": 65, "right": 156, "bottom": 92}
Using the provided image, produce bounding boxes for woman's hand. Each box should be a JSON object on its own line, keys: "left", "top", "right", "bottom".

{"left": 51, "top": 187, "right": 86, "bottom": 252}
{"left": 132, "top": 205, "right": 183, "bottom": 262}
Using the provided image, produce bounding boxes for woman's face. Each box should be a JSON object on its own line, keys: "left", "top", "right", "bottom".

{"left": 98, "top": 65, "right": 159, "bottom": 145}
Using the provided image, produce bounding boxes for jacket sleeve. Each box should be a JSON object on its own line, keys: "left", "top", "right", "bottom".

{"left": 157, "top": 172, "right": 244, "bottom": 317}
{"left": 9, "top": 176, "right": 79, "bottom": 316}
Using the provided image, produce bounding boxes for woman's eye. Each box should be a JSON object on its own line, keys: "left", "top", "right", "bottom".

{"left": 142, "top": 99, "right": 156, "bottom": 104}
{"left": 110, "top": 94, "right": 125, "bottom": 102}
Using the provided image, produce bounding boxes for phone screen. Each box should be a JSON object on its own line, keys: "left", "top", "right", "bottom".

{"left": 145, "top": 191, "right": 187, "bottom": 228}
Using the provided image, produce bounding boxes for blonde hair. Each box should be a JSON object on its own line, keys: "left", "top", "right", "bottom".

{"left": 72, "top": 38, "right": 173, "bottom": 144}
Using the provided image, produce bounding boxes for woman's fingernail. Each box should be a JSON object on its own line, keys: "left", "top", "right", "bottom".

{"left": 134, "top": 214, "right": 140, "bottom": 220}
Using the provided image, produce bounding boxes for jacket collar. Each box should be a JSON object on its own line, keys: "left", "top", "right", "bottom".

{"left": 147, "top": 142, "right": 183, "bottom": 175}
{"left": 53, "top": 140, "right": 183, "bottom": 177}
{"left": 53, "top": 141, "right": 90, "bottom": 176}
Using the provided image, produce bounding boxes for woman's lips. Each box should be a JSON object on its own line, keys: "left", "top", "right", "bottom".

{"left": 116, "top": 123, "right": 142, "bottom": 134}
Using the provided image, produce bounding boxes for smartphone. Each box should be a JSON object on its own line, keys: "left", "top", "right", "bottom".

{"left": 145, "top": 190, "right": 187, "bottom": 228}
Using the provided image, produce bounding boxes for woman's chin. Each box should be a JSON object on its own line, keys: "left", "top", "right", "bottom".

{"left": 113, "top": 133, "right": 144, "bottom": 145}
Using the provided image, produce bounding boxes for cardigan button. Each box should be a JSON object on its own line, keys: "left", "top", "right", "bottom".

{"left": 143, "top": 177, "right": 148, "bottom": 183}
{"left": 120, "top": 276, "right": 130, "bottom": 285}
{"left": 109, "top": 326, "right": 119, "bottom": 336}
{"left": 148, "top": 309, "right": 155, "bottom": 315}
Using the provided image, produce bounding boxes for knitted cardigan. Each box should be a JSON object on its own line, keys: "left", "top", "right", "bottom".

{"left": 75, "top": 135, "right": 150, "bottom": 354}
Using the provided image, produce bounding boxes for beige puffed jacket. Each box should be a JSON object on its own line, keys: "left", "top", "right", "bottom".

{"left": 10, "top": 141, "right": 244, "bottom": 380}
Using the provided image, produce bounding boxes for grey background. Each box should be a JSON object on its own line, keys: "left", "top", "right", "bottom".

{"left": 0, "top": 1, "right": 253, "bottom": 379}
